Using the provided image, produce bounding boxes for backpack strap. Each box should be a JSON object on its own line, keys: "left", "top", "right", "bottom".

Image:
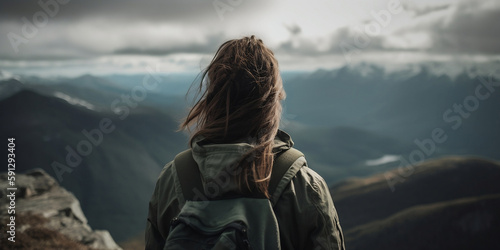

{"left": 267, "top": 147, "right": 304, "bottom": 197}
{"left": 175, "top": 147, "right": 304, "bottom": 201}
{"left": 174, "top": 149, "right": 204, "bottom": 201}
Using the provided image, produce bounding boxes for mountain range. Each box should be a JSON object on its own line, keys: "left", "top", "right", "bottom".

{"left": 0, "top": 62, "right": 498, "bottom": 243}
{"left": 0, "top": 85, "right": 186, "bottom": 242}
{"left": 284, "top": 64, "right": 500, "bottom": 159}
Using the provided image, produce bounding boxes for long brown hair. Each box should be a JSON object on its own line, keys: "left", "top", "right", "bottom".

{"left": 180, "top": 35, "right": 285, "bottom": 197}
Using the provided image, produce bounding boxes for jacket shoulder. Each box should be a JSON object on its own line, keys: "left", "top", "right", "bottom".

{"left": 271, "top": 156, "right": 331, "bottom": 203}
{"left": 154, "top": 160, "right": 185, "bottom": 205}
{"left": 273, "top": 158, "right": 344, "bottom": 249}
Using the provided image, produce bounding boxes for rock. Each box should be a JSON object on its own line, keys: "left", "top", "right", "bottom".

{"left": 0, "top": 168, "right": 122, "bottom": 250}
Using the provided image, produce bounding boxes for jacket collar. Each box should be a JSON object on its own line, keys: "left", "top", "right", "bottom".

{"left": 189, "top": 129, "right": 293, "bottom": 198}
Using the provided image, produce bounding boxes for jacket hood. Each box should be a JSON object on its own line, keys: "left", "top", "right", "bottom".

{"left": 190, "top": 130, "right": 293, "bottom": 198}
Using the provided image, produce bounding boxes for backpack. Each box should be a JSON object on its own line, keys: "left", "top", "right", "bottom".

{"left": 164, "top": 147, "right": 304, "bottom": 250}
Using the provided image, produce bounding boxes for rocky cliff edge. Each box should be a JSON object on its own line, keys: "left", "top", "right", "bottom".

{"left": 0, "top": 168, "right": 122, "bottom": 250}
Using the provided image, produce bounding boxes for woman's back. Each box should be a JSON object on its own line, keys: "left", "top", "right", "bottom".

{"left": 145, "top": 35, "right": 345, "bottom": 249}
{"left": 146, "top": 130, "right": 345, "bottom": 249}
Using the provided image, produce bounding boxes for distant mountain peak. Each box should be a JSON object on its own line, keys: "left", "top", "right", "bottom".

{"left": 0, "top": 70, "right": 19, "bottom": 81}
{"left": 73, "top": 74, "right": 116, "bottom": 85}
{"left": 0, "top": 78, "right": 25, "bottom": 100}
{"left": 303, "top": 61, "right": 500, "bottom": 81}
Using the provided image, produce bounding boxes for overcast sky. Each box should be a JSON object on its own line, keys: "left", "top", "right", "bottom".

{"left": 0, "top": 0, "right": 499, "bottom": 76}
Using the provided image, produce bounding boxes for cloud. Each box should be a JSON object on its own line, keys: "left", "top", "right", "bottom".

{"left": 113, "top": 32, "right": 224, "bottom": 56}
{"left": 275, "top": 26, "right": 388, "bottom": 57}
{"left": 284, "top": 24, "right": 301, "bottom": 36}
{"left": 401, "top": 2, "right": 451, "bottom": 17}
{"left": 0, "top": 0, "right": 275, "bottom": 61}
{"left": 389, "top": 0, "right": 500, "bottom": 54}
{"left": 428, "top": 1, "right": 500, "bottom": 54}
{"left": 0, "top": 0, "right": 499, "bottom": 75}
{"left": 0, "top": 0, "right": 215, "bottom": 23}
{"left": 0, "top": 18, "right": 229, "bottom": 61}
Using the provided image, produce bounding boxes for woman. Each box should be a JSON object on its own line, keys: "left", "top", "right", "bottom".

{"left": 145, "top": 35, "right": 345, "bottom": 249}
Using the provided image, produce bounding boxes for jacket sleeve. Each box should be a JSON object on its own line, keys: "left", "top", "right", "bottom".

{"left": 145, "top": 162, "right": 182, "bottom": 250}
{"left": 145, "top": 195, "right": 165, "bottom": 250}
{"left": 305, "top": 170, "right": 345, "bottom": 250}
{"left": 145, "top": 173, "right": 166, "bottom": 250}
{"left": 274, "top": 164, "right": 346, "bottom": 250}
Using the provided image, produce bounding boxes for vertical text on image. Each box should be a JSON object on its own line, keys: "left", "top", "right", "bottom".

{"left": 6, "top": 138, "right": 17, "bottom": 243}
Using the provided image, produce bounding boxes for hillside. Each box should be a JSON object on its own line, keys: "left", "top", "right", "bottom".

{"left": 0, "top": 89, "right": 186, "bottom": 242}
{"left": 332, "top": 156, "right": 500, "bottom": 249}
{"left": 346, "top": 194, "right": 500, "bottom": 250}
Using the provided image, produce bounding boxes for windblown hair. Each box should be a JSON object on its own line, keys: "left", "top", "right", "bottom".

{"left": 180, "top": 35, "right": 285, "bottom": 197}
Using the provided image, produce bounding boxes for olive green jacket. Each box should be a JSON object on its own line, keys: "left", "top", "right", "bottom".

{"left": 145, "top": 130, "right": 345, "bottom": 250}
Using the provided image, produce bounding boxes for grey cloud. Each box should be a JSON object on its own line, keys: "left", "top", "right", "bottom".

{"left": 401, "top": 2, "right": 451, "bottom": 17}
{"left": 284, "top": 24, "right": 301, "bottom": 36}
{"left": 275, "top": 27, "right": 390, "bottom": 57}
{"left": 0, "top": 0, "right": 271, "bottom": 24}
{"left": 329, "top": 27, "right": 388, "bottom": 53}
{"left": 0, "top": 0, "right": 215, "bottom": 23}
{"left": 1, "top": 0, "right": 498, "bottom": 64}
{"left": 0, "top": 0, "right": 274, "bottom": 60}
{"left": 0, "top": 27, "right": 228, "bottom": 60}
{"left": 310, "top": 0, "right": 500, "bottom": 56}
{"left": 113, "top": 32, "right": 225, "bottom": 56}
{"left": 428, "top": 2, "right": 500, "bottom": 54}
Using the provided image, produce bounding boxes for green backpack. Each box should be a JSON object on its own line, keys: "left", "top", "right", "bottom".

{"left": 164, "top": 148, "right": 304, "bottom": 250}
